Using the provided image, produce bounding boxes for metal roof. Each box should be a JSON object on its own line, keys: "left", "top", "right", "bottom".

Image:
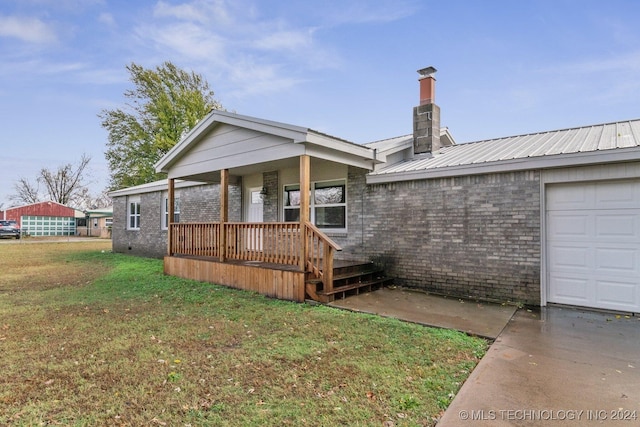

{"left": 365, "top": 127, "right": 455, "bottom": 153}
{"left": 365, "top": 135, "right": 413, "bottom": 152}
{"left": 369, "top": 119, "right": 640, "bottom": 178}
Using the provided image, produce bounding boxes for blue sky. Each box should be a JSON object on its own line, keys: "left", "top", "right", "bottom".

{"left": 1, "top": 0, "right": 639, "bottom": 207}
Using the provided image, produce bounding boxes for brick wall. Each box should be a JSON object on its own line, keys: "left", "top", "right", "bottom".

{"left": 337, "top": 167, "right": 541, "bottom": 305}
{"left": 111, "top": 196, "right": 127, "bottom": 254}
{"left": 263, "top": 171, "right": 279, "bottom": 222}
{"left": 112, "top": 191, "right": 166, "bottom": 258}
{"left": 112, "top": 182, "right": 241, "bottom": 258}
{"left": 179, "top": 183, "right": 242, "bottom": 223}
{"left": 112, "top": 169, "right": 542, "bottom": 305}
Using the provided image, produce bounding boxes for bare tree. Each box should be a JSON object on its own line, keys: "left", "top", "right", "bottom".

{"left": 89, "top": 190, "right": 112, "bottom": 209}
{"left": 39, "top": 154, "right": 92, "bottom": 206}
{"left": 11, "top": 177, "right": 41, "bottom": 205}
{"left": 10, "top": 154, "right": 93, "bottom": 207}
{"left": 71, "top": 186, "right": 111, "bottom": 210}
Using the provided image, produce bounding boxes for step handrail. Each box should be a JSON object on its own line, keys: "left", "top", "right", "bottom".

{"left": 304, "top": 221, "right": 342, "bottom": 295}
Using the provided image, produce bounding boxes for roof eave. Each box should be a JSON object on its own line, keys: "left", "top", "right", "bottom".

{"left": 381, "top": 140, "right": 414, "bottom": 157}
{"left": 306, "top": 131, "right": 378, "bottom": 163}
{"left": 108, "top": 179, "right": 206, "bottom": 197}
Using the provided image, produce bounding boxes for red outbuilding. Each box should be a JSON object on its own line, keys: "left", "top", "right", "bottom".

{"left": 0, "top": 201, "right": 82, "bottom": 236}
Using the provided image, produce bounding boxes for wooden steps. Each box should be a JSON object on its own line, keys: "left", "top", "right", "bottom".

{"left": 306, "top": 260, "right": 393, "bottom": 302}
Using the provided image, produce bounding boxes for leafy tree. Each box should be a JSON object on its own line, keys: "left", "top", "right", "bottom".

{"left": 11, "top": 154, "right": 93, "bottom": 207}
{"left": 100, "top": 61, "right": 223, "bottom": 189}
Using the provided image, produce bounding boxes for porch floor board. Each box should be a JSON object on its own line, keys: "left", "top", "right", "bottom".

{"left": 172, "top": 254, "right": 302, "bottom": 272}
{"left": 172, "top": 254, "right": 370, "bottom": 273}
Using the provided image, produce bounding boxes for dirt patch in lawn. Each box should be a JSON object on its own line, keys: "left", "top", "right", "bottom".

{"left": 0, "top": 240, "right": 112, "bottom": 292}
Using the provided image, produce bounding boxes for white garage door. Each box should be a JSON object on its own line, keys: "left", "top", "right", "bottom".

{"left": 547, "top": 180, "right": 640, "bottom": 313}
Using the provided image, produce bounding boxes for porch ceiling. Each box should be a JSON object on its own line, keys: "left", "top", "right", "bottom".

{"left": 177, "top": 157, "right": 300, "bottom": 183}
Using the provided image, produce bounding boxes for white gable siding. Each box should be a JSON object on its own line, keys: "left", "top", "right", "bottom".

{"left": 168, "top": 123, "right": 304, "bottom": 179}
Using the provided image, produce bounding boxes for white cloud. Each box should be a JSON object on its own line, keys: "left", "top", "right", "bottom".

{"left": 533, "top": 51, "right": 640, "bottom": 106}
{"left": 254, "top": 29, "right": 315, "bottom": 52}
{"left": 75, "top": 67, "right": 127, "bottom": 85}
{"left": 538, "top": 51, "right": 640, "bottom": 75}
{"left": 0, "top": 56, "right": 123, "bottom": 87}
{"left": 24, "top": 0, "right": 105, "bottom": 8}
{"left": 317, "top": 0, "right": 418, "bottom": 26}
{"left": 226, "top": 60, "right": 305, "bottom": 96}
{"left": 98, "top": 12, "right": 116, "bottom": 27}
{"left": 133, "top": 0, "right": 347, "bottom": 99}
{"left": 136, "top": 22, "right": 228, "bottom": 62}
{"left": 42, "top": 61, "right": 88, "bottom": 74}
{"left": 0, "top": 58, "right": 80, "bottom": 77}
{"left": 0, "top": 15, "right": 57, "bottom": 44}
{"left": 153, "top": 0, "right": 232, "bottom": 25}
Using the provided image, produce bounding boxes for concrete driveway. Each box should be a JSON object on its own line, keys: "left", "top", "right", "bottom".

{"left": 439, "top": 306, "right": 640, "bottom": 426}
{"left": 330, "top": 289, "right": 639, "bottom": 425}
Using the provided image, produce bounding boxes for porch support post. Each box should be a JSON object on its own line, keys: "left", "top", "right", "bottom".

{"left": 219, "top": 169, "right": 229, "bottom": 262}
{"left": 299, "top": 155, "right": 310, "bottom": 271}
{"left": 167, "top": 178, "right": 175, "bottom": 256}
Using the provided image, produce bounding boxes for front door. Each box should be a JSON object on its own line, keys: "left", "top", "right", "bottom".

{"left": 247, "top": 187, "right": 264, "bottom": 251}
{"left": 248, "top": 187, "right": 264, "bottom": 222}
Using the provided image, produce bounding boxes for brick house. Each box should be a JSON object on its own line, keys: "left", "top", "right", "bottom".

{"left": 109, "top": 67, "right": 640, "bottom": 312}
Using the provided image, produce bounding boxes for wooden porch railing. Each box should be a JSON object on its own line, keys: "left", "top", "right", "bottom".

{"left": 304, "top": 221, "right": 342, "bottom": 295}
{"left": 170, "top": 222, "right": 220, "bottom": 257}
{"left": 225, "top": 222, "right": 301, "bottom": 265}
{"left": 169, "top": 221, "right": 341, "bottom": 295}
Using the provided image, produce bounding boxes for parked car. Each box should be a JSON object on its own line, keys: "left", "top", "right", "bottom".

{"left": 0, "top": 220, "right": 20, "bottom": 239}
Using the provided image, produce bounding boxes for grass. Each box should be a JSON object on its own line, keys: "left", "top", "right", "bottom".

{"left": 0, "top": 240, "right": 487, "bottom": 426}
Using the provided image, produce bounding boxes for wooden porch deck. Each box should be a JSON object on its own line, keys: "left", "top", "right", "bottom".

{"left": 165, "top": 221, "right": 392, "bottom": 302}
{"left": 164, "top": 254, "right": 306, "bottom": 301}
{"left": 165, "top": 254, "right": 392, "bottom": 303}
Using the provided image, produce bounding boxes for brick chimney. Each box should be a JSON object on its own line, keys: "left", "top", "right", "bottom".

{"left": 413, "top": 66, "right": 441, "bottom": 154}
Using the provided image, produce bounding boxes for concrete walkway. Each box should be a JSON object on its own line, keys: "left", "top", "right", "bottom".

{"left": 329, "top": 287, "right": 517, "bottom": 339}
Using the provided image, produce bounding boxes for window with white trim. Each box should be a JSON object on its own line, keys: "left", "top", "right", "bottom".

{"left": 163, "top": 197, "right": 180, "bottom": 229}
{"left": 128, "top": 197, "right": 141, "bottom": 230}
{"left": 284, "top": 179, "right": 346, "bottom": 231}
{"left": 284, "top": 184, "right": 301, "bottom": 222}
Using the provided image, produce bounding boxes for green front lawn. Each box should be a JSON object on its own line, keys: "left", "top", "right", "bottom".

{"left": 0, "top": 242, "right": 486, "bottom": 426}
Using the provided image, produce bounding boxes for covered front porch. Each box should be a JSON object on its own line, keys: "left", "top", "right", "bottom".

{"left": 156, "top": 111, "right": 387, "bottom": 302}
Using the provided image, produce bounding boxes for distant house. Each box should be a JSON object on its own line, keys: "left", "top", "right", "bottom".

{"left": 77, "top": 207, "right": 113, "bottom": 239}
{"left": 1, "top": 201, "right": 82, "bottom": 236}
{"left": 109, "top": 67, "right": 640, "bottom": 313}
